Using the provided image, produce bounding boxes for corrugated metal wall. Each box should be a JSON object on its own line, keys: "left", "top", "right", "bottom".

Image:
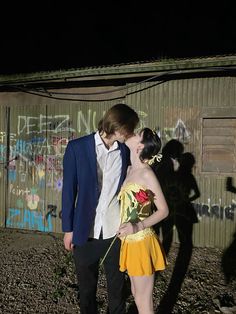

{"left": 5, "top": 101, "right": 48, "bottom": 232}
{"left": 0, "top": 74, "right": 236, "bottom": 248}
{"left": 0, "top": 105, "right": 7, "bottom": 227}
{"left": 126, "top": 76, "right": 236, "bottom": 248}
{"left": 0, "top": 90, "right": 123, "bottom": 234}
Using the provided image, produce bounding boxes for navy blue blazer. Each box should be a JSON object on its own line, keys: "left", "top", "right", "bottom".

{"left": 61, "top": 133, "right": 130, "bottom": 246}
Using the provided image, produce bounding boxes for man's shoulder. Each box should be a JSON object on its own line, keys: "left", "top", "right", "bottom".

{"left": 68, "top": 133, "right": 95, "bottom": 147}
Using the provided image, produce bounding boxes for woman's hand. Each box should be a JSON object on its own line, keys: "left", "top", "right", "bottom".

{"left": 117, "top": 221, "right": 144, "bottom": 237}
{"left": 117, "top": 222, "right": 134, "bottom": 237}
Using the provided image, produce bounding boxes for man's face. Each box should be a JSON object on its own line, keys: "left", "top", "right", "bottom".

{"left": 113, "top": 130, "right": 135, "bottom": 143}
{"left": 113, "top": 131, "right": 127, "bottom": 143}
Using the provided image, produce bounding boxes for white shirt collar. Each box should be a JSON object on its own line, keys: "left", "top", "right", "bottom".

{"left": 94, "top": 131, "right": 118, "bottom": 151}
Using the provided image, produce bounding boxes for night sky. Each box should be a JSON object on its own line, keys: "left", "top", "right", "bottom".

{"left": 1, "top": 2, "right": 236, "bottom": 75}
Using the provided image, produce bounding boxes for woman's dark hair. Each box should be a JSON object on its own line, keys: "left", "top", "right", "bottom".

{"left": 98, "top": 103, "right": 139, "bottom": 138}
{"left": 139, "top": 128, "right": 162, "bottom": 162}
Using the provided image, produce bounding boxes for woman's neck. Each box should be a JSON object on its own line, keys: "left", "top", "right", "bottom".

{"left": 130, "top": 154, "right": 148, "bottom": 170}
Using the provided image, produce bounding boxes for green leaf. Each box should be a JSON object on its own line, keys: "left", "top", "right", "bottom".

{"left": 127, "top": 207, "right": 131, "bottom": 217}
{"left": 128, "top": 209, "right": 138, "bottom": 222}
{"left": 127, "top": 192, "right": 133, "bottom": 202}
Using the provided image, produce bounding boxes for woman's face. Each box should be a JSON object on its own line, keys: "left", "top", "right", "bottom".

{"left": 125, "top": 131, "right": 143, "bottom": 150}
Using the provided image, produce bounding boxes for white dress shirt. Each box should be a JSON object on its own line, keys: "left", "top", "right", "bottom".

{"left": 89, "top": 131, "right": 122, "bottom": 239}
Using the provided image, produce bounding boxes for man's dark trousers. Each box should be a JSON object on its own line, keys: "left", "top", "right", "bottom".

{"left": 73, "top": 236, "right": 126, "bottom": 314}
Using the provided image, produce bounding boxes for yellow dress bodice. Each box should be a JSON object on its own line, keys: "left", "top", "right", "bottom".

{"left": 118, "top": 182, "right": 156, "bottom": 241}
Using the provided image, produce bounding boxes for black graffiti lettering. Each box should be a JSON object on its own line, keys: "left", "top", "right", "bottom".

{"left": 225, "top": 205, "right": 235, "bottom": 220}
{"left": 193, "top": 202, "right": 235, "bottom": 220}
{"left": 220, "top": 206, "right": 224, "bottom": 220}
{"left": 202, "top": 204, "right": 210, "bottom": 217}
{"left": 46, "top": 204, "right": 57, "bottom": 220}
{"left": 211, "top": 205, "right": 220, "bottom": 218}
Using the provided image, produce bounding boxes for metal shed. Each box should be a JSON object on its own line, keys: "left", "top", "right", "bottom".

{"left": 0, "top": 55, "right": 236, "bottom": 248}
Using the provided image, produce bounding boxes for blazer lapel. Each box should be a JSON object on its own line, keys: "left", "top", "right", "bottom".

{"left": 117, "top": 142, "right": 130, "bottom": 192}
{"left": 86, "top": 134, "right": 98, "bottom": 184}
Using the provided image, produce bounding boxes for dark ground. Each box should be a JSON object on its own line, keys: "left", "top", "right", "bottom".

{"left": 0, "top": 227, "right": 235, "bottom": 314}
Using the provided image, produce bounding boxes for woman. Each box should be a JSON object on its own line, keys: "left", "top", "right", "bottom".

{"left": 117, "top": 128, "right": 169, "bottom": 314}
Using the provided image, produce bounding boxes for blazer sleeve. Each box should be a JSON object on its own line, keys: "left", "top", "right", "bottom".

{"left": 61, "top": 141, "right": 78, "bottom": 232}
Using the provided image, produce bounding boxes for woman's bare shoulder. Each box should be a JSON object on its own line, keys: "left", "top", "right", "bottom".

{"left": 141, "top": 167, "right": 158, "bottom": 185}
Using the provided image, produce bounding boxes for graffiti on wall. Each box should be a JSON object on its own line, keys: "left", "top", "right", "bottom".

{"left": 194, "top": 201, "right": 235, "bottom": 221}
{"left": 1, "top": 112, "right": 77, "bottom": 231}
{"left": 0, "top": 108, "right": 232, "bottom": 232}
{"left": 6, "top": 208, "right": 52, "bottom": 232}
{"left": 161, "top": 119, "right": 191, "bottom": 143}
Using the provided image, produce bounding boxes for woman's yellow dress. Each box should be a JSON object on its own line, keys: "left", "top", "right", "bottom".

{"left": 118, "top": 182, "right": 167, "bottom": 276}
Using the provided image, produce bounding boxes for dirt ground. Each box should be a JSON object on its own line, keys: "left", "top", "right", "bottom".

{"left": 0, "top": 227, "right": 236, "bottom": 314}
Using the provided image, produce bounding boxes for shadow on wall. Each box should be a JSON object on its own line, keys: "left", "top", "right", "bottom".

{"left": 154, "top": 139, "right": 201, "bottom": 314}
{"left": 221, "top": 177, "right": 236, "bottom": 284}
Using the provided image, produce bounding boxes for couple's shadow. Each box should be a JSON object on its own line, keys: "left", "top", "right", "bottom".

{"left": 154, "top": 146, "right": 200, "bottom": 313}
{"left": 127, "top": 146, "right": 200, "bottom": 314}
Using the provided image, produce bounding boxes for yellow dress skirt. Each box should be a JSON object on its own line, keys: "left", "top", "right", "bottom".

{"left": 118, "top": 182, "right": 167, "bottom": 277}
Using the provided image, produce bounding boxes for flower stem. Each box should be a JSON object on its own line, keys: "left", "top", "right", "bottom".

{"left": 100, "top": 234, "right": 118, "bottom": 266}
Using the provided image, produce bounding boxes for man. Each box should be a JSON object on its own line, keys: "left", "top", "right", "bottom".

{"left": 62, "top": 103, "right": 139, "bottom": 314}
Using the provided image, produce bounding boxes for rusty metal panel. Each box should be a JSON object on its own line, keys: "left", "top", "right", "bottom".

{"left": 5, "top": 100, "right": 48, "bottom": 232}
{"left": 0, "top": 105, "right": 7, "bottom": 227}
{"left": 193, "top": 176, "right": 236, "bottom": 247}
{"left": 202, "top": 118, "right": 236, "bottom": 173}
{"left": 0, "top": 72, "right": 236, "bottom": 248}
{"left": 1, "top": 90, "right": 122, "bottom": 234}
{"left": 0, "top": 88, "right": 124, "bottom": 233}
{"left": 126, "top": 76, "right": 236, "bottom": 248}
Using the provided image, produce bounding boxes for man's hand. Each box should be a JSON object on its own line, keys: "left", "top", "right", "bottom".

{"left": 64, "top": 232, "right": 74, "bottom": 251}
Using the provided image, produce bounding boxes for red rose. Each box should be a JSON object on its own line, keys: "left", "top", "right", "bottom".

{"left": 135, "top": 189, "right": 149, "bottom": 204}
